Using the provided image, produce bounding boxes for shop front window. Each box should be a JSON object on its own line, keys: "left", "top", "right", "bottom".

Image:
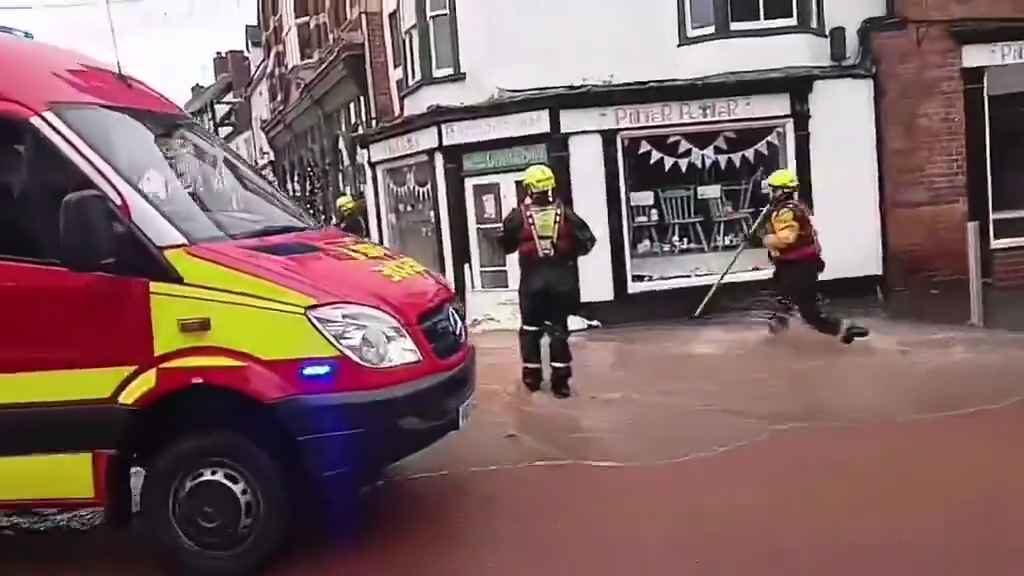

{"left": 987, "top": 63, "right": 1024, "bottom": 244}
{"left": 620, "top": 121, "right": 795, "bottom": 288}
{"left": 381, "top": 159, "right": 443, "bottom": 274}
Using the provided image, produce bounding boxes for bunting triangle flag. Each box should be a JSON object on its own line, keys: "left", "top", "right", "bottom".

{"left": 639, "top": 140, "right": 653, "bottom": 155}
{"left": 649, "top": 150, "right": 664, "bottom": 165}
{"left": 743, "top": 149, "right": 757, "bottom": 163}
{"left": 667, "top": 135, "right": 681, "bottom": 143}
{"left": 712, "top": 134, "right": 729, "bottom": 149}
{"left": 767, "top": 129, "right": 781, "bottom": 145}
{"left": 756, "top": 141, "right": 769, "bottom": 155}
{"left": 692, "top": 153, "right": 704, "bottom": 170}
{"left": 675, "top": 139, "right": 693, "bottom": 155}
{"left": 677, "top": 157, "right": 691, "bottom": 173}
{"left": 661, "top": 154, "right": 674, "bottom": 171}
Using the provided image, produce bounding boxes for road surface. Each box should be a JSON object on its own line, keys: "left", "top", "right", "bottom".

{"left": 6, "top": 319, "right": 1024, "bottom": 575}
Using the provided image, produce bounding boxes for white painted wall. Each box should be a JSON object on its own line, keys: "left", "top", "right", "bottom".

{"left": 381, "top": 0, "right": 886, "bottom": 115}
{"left": 569, "top": 133, "right": 615, "bottom": 303}
{"left": 808, "top": 77, "right": 883, "bottom": 280}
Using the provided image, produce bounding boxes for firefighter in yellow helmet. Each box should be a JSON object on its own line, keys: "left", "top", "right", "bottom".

{"left": 336, "top": 194, "right": 367, "bottom": 237}
{"left": 761, "top": 169, "right": 869, "bottom": 344}
{"left": 501, "top": 164, "right": 596, "bottom": 398}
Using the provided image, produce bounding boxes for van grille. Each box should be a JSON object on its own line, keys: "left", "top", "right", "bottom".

{"left": 419, "top": 303, "right": 466, "bottom": 360}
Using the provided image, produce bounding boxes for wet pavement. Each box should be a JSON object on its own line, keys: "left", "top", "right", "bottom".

{"left": 7, "top": 318, "right": 1024, "bottom": 574}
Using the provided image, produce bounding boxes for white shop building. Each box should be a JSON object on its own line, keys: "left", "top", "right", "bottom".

{"left": 359, "top": 0, "right": 886, "bottom": 326}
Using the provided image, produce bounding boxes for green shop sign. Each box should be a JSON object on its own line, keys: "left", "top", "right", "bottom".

{"left": 462, "top": 144, "right": 547, "bottom": 175}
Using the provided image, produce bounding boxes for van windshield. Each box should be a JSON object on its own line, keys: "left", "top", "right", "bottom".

{"left": 54, "top": 105, "right": 314, "bottom": 243}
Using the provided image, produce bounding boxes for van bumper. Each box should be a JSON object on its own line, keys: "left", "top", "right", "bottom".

{"left": 272, "top": 350, "right": 475, "bottom": 483}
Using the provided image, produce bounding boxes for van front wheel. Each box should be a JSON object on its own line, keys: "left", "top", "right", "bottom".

{"left": 141, "top": 431, "right": 290, "bottom": 576}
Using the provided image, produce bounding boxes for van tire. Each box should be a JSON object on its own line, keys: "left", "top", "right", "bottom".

{"left": 141, "top": 431, "right": 290, "bottom": 576}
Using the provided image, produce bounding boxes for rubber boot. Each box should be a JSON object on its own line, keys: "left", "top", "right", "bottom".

{"left": 768, "top": 314, "right": 790, "bottom": 335}
{"left": 522, "top": 367, "right": 542, "bottom": 392}
{"left": 840, "top": 321, "right": 870, "bottom": 345}
{"left": 551, "top": 367, "right": 572, "bottom": 399}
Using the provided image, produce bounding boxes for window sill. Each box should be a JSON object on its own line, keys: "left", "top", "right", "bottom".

{"left": 399, "top": 72, "right": 467, "bottom": 99}
{"left": 678, "top": 25, "right": 825, "bottom": 46}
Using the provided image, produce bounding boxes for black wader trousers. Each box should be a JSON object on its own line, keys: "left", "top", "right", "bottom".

{"left": 518, "top": 272, "right": 576, "bottom": 382}
{"left": 774, "top": 259, "right": 842, "bottom": 336}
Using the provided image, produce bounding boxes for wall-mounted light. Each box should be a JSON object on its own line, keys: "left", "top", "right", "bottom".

{"left": 829, "top": 27, "right": 848, "bottom": 64}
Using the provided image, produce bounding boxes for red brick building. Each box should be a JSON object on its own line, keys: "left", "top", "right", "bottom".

{"left": 871, "top": 1, "right": 1024, "bottom": 299}
{"left": 259, "top": 0, "right": 395, "bottom": 222}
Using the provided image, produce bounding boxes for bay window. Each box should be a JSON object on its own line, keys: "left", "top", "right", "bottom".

{"left": 679, "top": 0, "right": 822, "bottom": 44}
{"left": 395, "top": 0, "right": 461, "bottom": 91}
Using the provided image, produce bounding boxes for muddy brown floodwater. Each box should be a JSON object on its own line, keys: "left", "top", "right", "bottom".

{"left": 5, "top": 319, "right": 1024, "bottom": 575}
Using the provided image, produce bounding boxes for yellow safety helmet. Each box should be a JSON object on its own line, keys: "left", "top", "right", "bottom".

{"left": 336, "top": 194, "right": 356, "bottom": 215}
{"left": 523, "top": 164, "right": 556, "bottom": 194}
{"left": 767, "top": 169, "right": 799, "bottom": 190}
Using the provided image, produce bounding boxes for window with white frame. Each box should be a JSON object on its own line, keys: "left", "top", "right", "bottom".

{"left": 400, "top": 0, "right": 421, "bottom": 84}
{"left": 679, "top": 0, "right": 820, "bottom": 43}
{"left": 396, "top": 0, "right": 460, "bottom": 89}
{"left": 685, "top": 0, "right": 716, "bottom": 37}
{"left": 427, "top": 0, "right": 455, "bottom": 76}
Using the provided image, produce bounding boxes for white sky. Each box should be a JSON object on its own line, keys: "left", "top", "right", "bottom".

{"left": 0, "top": 0, "right": 258, "bottom": 105}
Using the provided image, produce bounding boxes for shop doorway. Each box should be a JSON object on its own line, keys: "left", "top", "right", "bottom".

{"left": 464, "top": 172, "right": 525, "bottom": 291}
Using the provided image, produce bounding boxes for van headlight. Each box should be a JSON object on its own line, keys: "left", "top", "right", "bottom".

{"left": 307, "top": 304, "right": 422, "bottom": 368}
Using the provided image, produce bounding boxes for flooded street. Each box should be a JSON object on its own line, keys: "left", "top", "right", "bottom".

{"left": 7, "top": 319, "right": 1024, "bottom": 574}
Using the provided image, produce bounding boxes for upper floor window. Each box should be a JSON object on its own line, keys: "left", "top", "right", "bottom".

{"left": 680, "top": 0, "right": 822, "bottom": 44}
{"left": 396, "top": 0, "right": 461, "bottom": 90}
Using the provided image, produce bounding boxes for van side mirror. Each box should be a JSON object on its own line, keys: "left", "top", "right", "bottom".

{"left": 59, "top": 189, "right": 120, "bottom": 273}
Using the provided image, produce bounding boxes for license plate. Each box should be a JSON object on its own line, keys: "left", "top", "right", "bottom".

{"left": 458, "top": 397, "right": 473, "bottom": 429}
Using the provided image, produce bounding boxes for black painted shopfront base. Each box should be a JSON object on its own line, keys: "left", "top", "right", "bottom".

{"left": 579, "top": 276, "right": 883, "bottom": 327}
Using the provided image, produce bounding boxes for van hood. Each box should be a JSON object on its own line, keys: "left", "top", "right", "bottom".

{"left": 173, "top": 229, "right": 454, "bottom": 325}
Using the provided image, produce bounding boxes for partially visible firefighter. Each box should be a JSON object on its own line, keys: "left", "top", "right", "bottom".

{"left": 761, "top": 169, "right": 869, "bottom": 344}
{"left": 501, "top": 164, "right": 596, "bottom": 398}
{"left": 336, "top": 194, "right": 368, "bottom": 237}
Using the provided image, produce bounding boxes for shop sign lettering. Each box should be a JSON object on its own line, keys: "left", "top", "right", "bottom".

{"left": 962, "top": 41, "right": 1024, "bottom": 68}
{"left": 614, "top": 98, "right": 752, "bottom": 128}
{"left": 559, "top": 93, "right": 791, "bottom": 133}
{"left": 368, "top": 127, "right": 438, "bottom": 162}
{"left": 443, "top": 110, "right": 550, "bottom": 146}
{"left": 462, "top": 144, "right": 548, "bottom": 175}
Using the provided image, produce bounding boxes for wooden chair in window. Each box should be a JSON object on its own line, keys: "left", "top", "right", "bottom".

{"left": 707, "top": 189, "right": 754, "bottom": 250}
{"left": 659, "top": 187, "right": 708, "bottom": 252}
{"left": 628, "top": 191, "right": 660, "bottom": 251}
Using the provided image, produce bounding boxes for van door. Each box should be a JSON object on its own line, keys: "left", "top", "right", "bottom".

{"left": 0, "top": 111, "right": 154, "bottom": 506}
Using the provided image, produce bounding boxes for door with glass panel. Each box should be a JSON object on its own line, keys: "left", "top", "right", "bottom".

{"left": 464, "top": 173, "right": 525, "bottom": 292}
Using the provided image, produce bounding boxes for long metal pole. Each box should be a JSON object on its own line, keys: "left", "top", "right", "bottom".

{"left": 104, "top": 0, "right": 124, "bottom": 76}
{"left": 692, "top": 202, "right": 774, "bottom": 319}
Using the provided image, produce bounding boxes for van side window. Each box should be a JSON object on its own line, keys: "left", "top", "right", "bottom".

{"left": 0, "top": 116, "right": 171, "bottom": 281}
{"left": 0, "top": 117, "right": 94, "bottom": 263}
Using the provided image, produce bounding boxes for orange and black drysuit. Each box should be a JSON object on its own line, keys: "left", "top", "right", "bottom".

{"left": 762, "top": 199, "right": 842, "bottom": 336}
{"left": 501, "top": 199, "right": 595, "bottom": 387}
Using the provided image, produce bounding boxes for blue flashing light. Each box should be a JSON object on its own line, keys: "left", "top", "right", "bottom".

{"left": 300, "top": 361, "right": 337, "bottom": 380}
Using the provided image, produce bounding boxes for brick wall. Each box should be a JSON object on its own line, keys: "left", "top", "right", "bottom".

{"left": 992, "top": 248, "right": 1024, "bottom": 287}
{"left": 872, "top": 22, "right": 970, "bottom": 287}
{"left": 364, "top": 12, "right": 395, "bottom": 123}
{"left": 896, "top": 0, "right": 1024, "bottom": 20}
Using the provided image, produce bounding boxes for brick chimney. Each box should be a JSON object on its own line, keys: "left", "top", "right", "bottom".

{"left": 227, "top": 50, "right": 251, "bottom": 98}
{"left": 213, "top": 52, "right": 229, "bottom": 78}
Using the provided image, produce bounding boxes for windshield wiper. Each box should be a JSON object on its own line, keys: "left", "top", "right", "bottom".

{"left": 233, "top": 224, "right": 311, "bottom": 239}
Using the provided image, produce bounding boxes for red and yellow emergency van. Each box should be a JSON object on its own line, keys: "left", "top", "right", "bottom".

{"left": 0, "top": 35, "right": 474, "bottom": 574}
